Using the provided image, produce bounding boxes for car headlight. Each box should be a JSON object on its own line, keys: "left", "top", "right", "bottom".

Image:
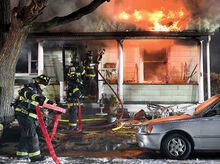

{"left": 137, "top": 124, "right": 153, "bottom": 134}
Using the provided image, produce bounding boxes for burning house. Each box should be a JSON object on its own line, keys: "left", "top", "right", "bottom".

{"left": 14, "top": 0, "right": 219, "bottom": 112}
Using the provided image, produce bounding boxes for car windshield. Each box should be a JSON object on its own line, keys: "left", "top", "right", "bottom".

{"left": 184, "top": 101, "right": 220, "bottom": 117}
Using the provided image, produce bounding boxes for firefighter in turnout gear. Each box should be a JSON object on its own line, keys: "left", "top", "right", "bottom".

{"left": 14, "top": 75, "right": 56, "bottom": 162}
{"left": 66, "top": 69, "right": 83, "bottom": 131}
{"left": 83, "top": 49, "right": 105, "bottom": 100}
{"left": 73, "top": 60, "right": 86, "bottom": 97}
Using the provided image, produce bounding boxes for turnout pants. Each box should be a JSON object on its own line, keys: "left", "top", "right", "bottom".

{"left": 68, "top": 101, "right": 79, "bottom": 129}
{"left": 16, "top": 113, "right": 41, "bottom": 160}
{"left": 85, "top": 77, "right": 97, "bottom": 98}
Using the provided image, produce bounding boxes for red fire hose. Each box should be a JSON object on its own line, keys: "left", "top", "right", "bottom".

{"left": 89, "top": 67, "right": 124, "bottom": 129}
{"left": 36, "top": 104, "right": 66, "bottom": 164}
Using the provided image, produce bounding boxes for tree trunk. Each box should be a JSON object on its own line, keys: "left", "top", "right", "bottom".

{"left": 0, "top": 26, "right": 29, "bottom": 123}
{"left": 0, "top": 0, "right": 10, "bottom": 50}
{"left": 0, "top": 0, "right": 30, "bottom": 123}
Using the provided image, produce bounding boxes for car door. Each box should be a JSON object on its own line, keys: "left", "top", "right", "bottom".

{"left": 199, "top": 102, "right": 220, "bottom": 150}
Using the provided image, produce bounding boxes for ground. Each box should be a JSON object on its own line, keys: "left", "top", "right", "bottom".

{"left": 0, "top": 119, "right": 148, "bottom": 160}
{"left": 2, "top": 121, "right": 220, "bottom": 164}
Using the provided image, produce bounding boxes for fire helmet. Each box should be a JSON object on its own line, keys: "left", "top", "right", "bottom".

{"left": 34, "top": 75, "right": 51, "bottom": 85}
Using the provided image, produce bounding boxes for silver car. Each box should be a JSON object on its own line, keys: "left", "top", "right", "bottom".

{"left": 136, "top": 95, "right": 220, "bottom": 159}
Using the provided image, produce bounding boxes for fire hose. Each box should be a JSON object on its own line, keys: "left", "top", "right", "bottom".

{"left": 56, "top": 66, "right": 124, "bottom": 135}
{"left": 36, "top": 104, "right": 66, "bottom": 164}
{"left": 35, "top": 64, "right": 124, "bottom": 162}
{"left": 44, "top": 67, "right": 124, "bottom": 131}
{"left": 88, "top": 66, "right": 124, "bottom": 129}
{"left": 37, "top": 66, "right": 124, "bottom": 152}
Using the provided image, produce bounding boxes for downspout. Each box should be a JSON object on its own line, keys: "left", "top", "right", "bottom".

{"left": 117, "top": 40, "right": 124, "bottom": 102}
{"left": 206, "top": 35, "right": 211, "bottom": 99}
{"left": 38, "top": 41, "right": 44, "bottom": 75}
{"left": 199, "top": 40, "right": 204, "bottom": 103}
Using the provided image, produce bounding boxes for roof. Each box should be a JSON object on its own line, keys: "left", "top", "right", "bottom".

{"left": 28, "top": 31, "right": 214, "bottom": 41}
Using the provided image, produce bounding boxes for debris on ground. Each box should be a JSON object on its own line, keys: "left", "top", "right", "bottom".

{"left": 0, "top": 120, "right": 146, "bottom": 159}
{"left": 134, "top": 109, "right": 148, "bottom": 120}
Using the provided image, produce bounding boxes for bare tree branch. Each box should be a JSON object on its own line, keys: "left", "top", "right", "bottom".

{"left": 21, "top": 0, "right": 48, "bottom": 25}
{"left": 31, "top": 0, "right": 110, "bottom": 32}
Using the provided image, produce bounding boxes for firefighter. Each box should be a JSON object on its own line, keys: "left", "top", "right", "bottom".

{"left": 14, "top": 75, "right": 56, "bottom": 162}
{"left": 73, "top": 60, "right": 86, "bottom": 97}
{"left": 66, "top": 70, "right": 83, "bottom": 131}
{"left": 83, "top": 49, "right": 105, "bottom": 100}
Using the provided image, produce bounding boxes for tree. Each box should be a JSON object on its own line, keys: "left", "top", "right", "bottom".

{"left": 0, "top": 0, "right": 110, "bottom": 123}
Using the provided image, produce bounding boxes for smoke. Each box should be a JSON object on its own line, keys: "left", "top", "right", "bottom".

{"left": 182, "top": 0, "right": 220, "bottom": 32}
{"left": 36, "top": 0, "right": 137, "bottom": 32}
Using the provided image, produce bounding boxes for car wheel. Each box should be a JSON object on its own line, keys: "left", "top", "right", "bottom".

{"left": 161, "top": 133, "right": 191, "bottom": 160}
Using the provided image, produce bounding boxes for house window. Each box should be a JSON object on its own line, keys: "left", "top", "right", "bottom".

{"left": 16, "top": 43, "right": 38, "bottom": 76}
{"left": 123, "top": 39, "right": 198, "bottom": 84}
{"left": 143, "top": 48, "right": 168, "bottom": 84}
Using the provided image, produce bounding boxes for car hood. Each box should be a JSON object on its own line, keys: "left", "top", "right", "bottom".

{"left": 144, "top": 95, "right": 220, "bottom": 125}
{"left": 146, "top": 114, "right": 194, "bottom": 125}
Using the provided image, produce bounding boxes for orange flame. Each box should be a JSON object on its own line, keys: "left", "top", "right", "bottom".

{"left": 118, "top": 9, "right": 188, "bottom": 31}
{"left": 101, "top": 0, "right": 191, "bottom": 32}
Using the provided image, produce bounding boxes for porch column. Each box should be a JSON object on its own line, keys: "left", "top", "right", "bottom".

{"left": 59, "top": 81, "right": 65, "bottom": 103}
{"left": 38, "top": 41, "right": 44, "bottom": 75}
{"left": 28, "top": 50, "right": 32, "bottom": 74}
{"left": 98, "top": 61, "right": 104, "bottom": 101}
{"left": 60, "top": 49, "right": 66, "bottom": 104}
{"left": 117, "top": 40, "right": 124, "bottom": 102}
{"left": 206, "top": 35, "right": 211, "bottom": 99}
{"left": 199, "top": 40, "right": 204, "bottom": 103}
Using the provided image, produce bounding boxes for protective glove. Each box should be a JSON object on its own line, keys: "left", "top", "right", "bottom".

{"left": 47, "top": 100, "right": 57, "bottom": 106}
{"left": 36, "top": 96, "right": 46, "bottom": 106}
{"left": 47, "top": 100, "right": 53, "bottom": 105}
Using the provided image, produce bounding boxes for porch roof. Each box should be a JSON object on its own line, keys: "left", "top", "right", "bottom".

{"left": 28, "top": 31, "right": 213, "bottom": 41}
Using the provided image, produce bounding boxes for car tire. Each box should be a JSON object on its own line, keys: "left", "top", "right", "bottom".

{"left": 161, "top": 133, "right": 191, "bottom": 160}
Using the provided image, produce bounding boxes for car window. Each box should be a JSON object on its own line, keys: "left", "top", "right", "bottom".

{"left": 214, "top": 102, "right": 220, "bottom": 115}
{"left": 202, "top": 102, "right": 220, "bottom": 117}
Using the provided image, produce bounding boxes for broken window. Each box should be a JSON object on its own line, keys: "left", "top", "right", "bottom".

{"left": 143, "top": 48, "right": 168, "bottom": 84}
{"left": 123, "top": 39, "right": 198, "bottom": 84}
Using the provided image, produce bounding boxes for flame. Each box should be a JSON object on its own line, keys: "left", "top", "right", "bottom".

{"left": 118, "top": 9, "right": 188, "bottom": 31}
{"left": 119, "top": 11, "right": 130, "bottom": 20}
{"left": 101, "top": 0, "right": 193, "bottom": 32}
